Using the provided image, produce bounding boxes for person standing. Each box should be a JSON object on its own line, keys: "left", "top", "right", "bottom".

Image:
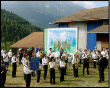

{"left": 101, "top": 47, "right": 106, "bottom": 58}
{"left": 60, "top": 56, "right": 66, "bottom": 82}
{"left": 82, "top": 49, "right": 90, "bottom": 75}
{"left": 8, "top": 49, "right": 13, "bottom": 66}
{"left": 24, "top": 60, "right": 33, "bottom": 87}
{"left": 36, "top": 60, "right": 42, "bottom": 85}
{"left": 60, "top": 47, "right": 64, "bottom": 58}
{"left": 42, "top": 53, "right": 48, "bottom": 80}
{"left": 92, "top": 50, "right": 98, "bottom": 68}
{"left": 1, "top": 48, "right": 5, "bottom": 61}
{"left": 12, "top": 53, "right": 17, "bottom": 78}
{"left": 97, "top": 54, "right": 107, "bottom": 83}
{"left": 19, "top": 48, "right": 24, "bottom": 64}
{"left": 3, "top": 50, "right": 9, "bottom": 71}
{"left": 49, "top": 57, "right": 56, "bottom": 84}
{"left": 48, "top": 48, "right": 52, "bottom": 62}
{"left": 1, "top": 61, "right": 7, "bottom": 87}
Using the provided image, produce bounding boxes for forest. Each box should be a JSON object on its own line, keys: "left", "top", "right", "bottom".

{"left": 1, "top": 9, "right": 43, "bottom": 51}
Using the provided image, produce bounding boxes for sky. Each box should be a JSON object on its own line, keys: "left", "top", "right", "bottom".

{"left": 72, "top": 1, "right": 108, "bottom": 9}
{"left": 1, "top": 1, "right": 108, "bottom": 9}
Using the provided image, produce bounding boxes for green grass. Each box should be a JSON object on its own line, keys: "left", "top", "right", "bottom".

{"left": 5, "top": 63, "right": 108, "bottom": 87}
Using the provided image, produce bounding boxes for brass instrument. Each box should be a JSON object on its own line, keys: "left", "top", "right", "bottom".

{"left": 75, "top": 58, "right": 79, "bottom": 69}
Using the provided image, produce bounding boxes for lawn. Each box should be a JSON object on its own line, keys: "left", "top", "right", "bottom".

{"left": 5, "top": 62, "right": 108, "bottom": 87}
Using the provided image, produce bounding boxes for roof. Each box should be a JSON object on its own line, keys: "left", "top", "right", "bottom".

{"left": 88, "top": 25, "right": 109, "bottom": 33}
{"left": 54, "top": 6, "right": 108, "bottom": 24}
{"left": 10, "top": 32, "right": 44, "bottom": 48}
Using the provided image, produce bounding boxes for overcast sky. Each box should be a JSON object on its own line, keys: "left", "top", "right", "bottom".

{"left": 1, "top": 1, "right": 108, "bottom": 9}
{"left": 72, "top": 1, "right": 108, "bottom": 9}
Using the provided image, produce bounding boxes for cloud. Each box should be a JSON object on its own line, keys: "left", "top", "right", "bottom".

{"left": 72, "top": 1, "right": 96, "bottom": 9}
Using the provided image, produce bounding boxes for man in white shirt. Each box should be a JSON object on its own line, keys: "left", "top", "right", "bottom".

{"left": 101, "top": 47, "right": 106, "bottom": 58}
{"left": 3, "top": 51, "right": 9, "bottom": 71}
{"left": 42, "top": 53, "right": 48, "bottom": 80}
{"left": 48, "top": 48, "right": 52, "bottom": 61}
{"left": 11, "top": 53, "right": 17, "bottom": 78}
{"left": 1, "top": 48, "right": 5, "bottom": 61}
{"left": 8, "top": 49, "right": 13, "bottom": 65}
{"left": 24, "top": 60, "right": 33, "bottom": 87}
{"left": 82, "top": 49, "right": 90, "bottom": 75}
{"left": 60, "top": 56, "right": 66, "bottom": 82}
{"left": 92, "top": 50, "right": 98, "bottom": 69}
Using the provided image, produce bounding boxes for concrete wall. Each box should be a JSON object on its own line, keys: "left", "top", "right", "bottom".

{"left": 68, "top": 22, "right": 87, "bottom": 51}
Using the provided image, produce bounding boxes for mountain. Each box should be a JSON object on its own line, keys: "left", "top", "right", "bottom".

{"left": 1, "top": 1, "right": 85, "bottom": 29}
{"left": 1, "top": 9, "right": 42, "bottom": 49}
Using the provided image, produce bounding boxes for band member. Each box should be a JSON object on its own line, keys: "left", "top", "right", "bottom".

{"left": 36, "top": 59, "right": 42, "bottom": 85}
{"left": 8, "top": 49, "right": 13, "bottom": 65}
{"left": 48, "top": 48, "right": 52, "bottom": 62}
{"left": 82, "top": 49, "right": 90, "bottom": 75}
{"left": 74, "top": 54, "right": 79, "bottom": 77}
{"left": 92, "top": 50, "right": 98, "bottom": 68}
{"left": 19, "top": 48, "right": 24, "bottom": 64}
{"left": 97, "top": 54, "right": 107, "bottom": 83}
{"left": 105, "top": 48, "right": 109, "bottom": 60}
{"left": 24, "top": 60, "right": 33, "bottom": 87}
{"left": 49, "top": 57, "right": 56, "bottom": 84}
{"left": 60, "top": 47, "right": 64, "bottom": 58}
{"left": 1, "top": 61, "right": 7, "bottom": 87}
{"left": 101, "top": 47, "right": 106, "bottom": 58}
{"left": 12, "top": 53, "right": 17, "bottom": 78}
{"left": 3, "top": 50, "right": 9, "bottom": 71}
{"left": 78, "top": 49, "right": 83, "bottom": 67}
{"left": 60, "top": 56, "right": 66, "bottom": 82}
{"left": 42, "top": 53, "right": 48, "bottom": 80}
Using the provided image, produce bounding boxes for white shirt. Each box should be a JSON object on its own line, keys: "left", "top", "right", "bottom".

{"left": 1, "top": 50, "right": 4, "bottom": 56}
{"left": 21, "top": 57, "right": 26, "bottom": 66}
{"left": 24, "top": 65, "right": 33, "bottom": 74}
{"left": 101, "top": 51, "right": 106, "bottom": 57}
{"left": 48, "top": 50, "right": 52, "bottom": 58}
{"left": 82, "top": 52, "right": 89, "bottom": 59}
{"left": 92, "top": 53, "right": 98, "bottom": 61}
{"left": 36, "top": 51, "right": 40, "bottom": 57}
{"left": 72, "top": 56, "right": 79, "bottom": 64}
{"left": 60, "top": 60, "right": 65, "bottom": 68}
{"left": 8, "top": 51, "right": 12, "bottom": 57}
{"left": 105, "top": 51, "right": 109, "bottom": 59}
{"left": 42, "top": 57, "right": 48, "bottom": 66}
{"left": 3, "top": 53, "right": 9, "bottom": 62}
{"left": 11, "top": 56, "right": 17, "bottom": 63}
{"left": 49, "top": 61, "right": 55, "bottom": 68}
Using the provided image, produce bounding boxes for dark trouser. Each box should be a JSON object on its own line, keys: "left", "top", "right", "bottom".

{"left": 64, "top": 65, "right": 67, "bottom": 75}
{"left": 99, "top": 69, "right": 104, "bottom": 82}
{"left": 25, "top": 74, "right": 31, "bottom": 87}
{"left": 83, "top": 60, "right": 89, "bottom": 74}
{"left": 1, "top": 74, "right": 6, "bottom": 87}
{"left": 24, "top": 74, "right": 26, "bottom": 82}
{"left": 19, "top": 57, "right": 22, "bottom": 64}
{"left": 32, "top": 72, "right": 35, "bottom": 76}
{"left": 73, "top": 64, "right": 78, "bottom": 77}
{"left": 37, "top": 70, "right": 41, "bottom": 83}
{"left": 74, "top": 67, "right": 78, "bottom": 77}
{"left": 60, "top": 67, "right": 65, "bottom": 82}
{"left": 39, "top": 59, "right": 42, "bottom": 64}
{"left": 1, "top": 56, "right": 3, "bottom": 61}
{"left": 12, "top": 63, "right": 17, "bottom": 77}
{"left": 93, "top": 61, "right": 96, "bottom": 68}
{"left": 43, "top": 65, "right": 48, "bottom": 80}
{"left": 50, "top": 68, "right": 55, "bottom": 84}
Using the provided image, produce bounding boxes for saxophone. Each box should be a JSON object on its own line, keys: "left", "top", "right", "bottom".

{"left": 75, "top": 58, "right": 79, "bottom": 69}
